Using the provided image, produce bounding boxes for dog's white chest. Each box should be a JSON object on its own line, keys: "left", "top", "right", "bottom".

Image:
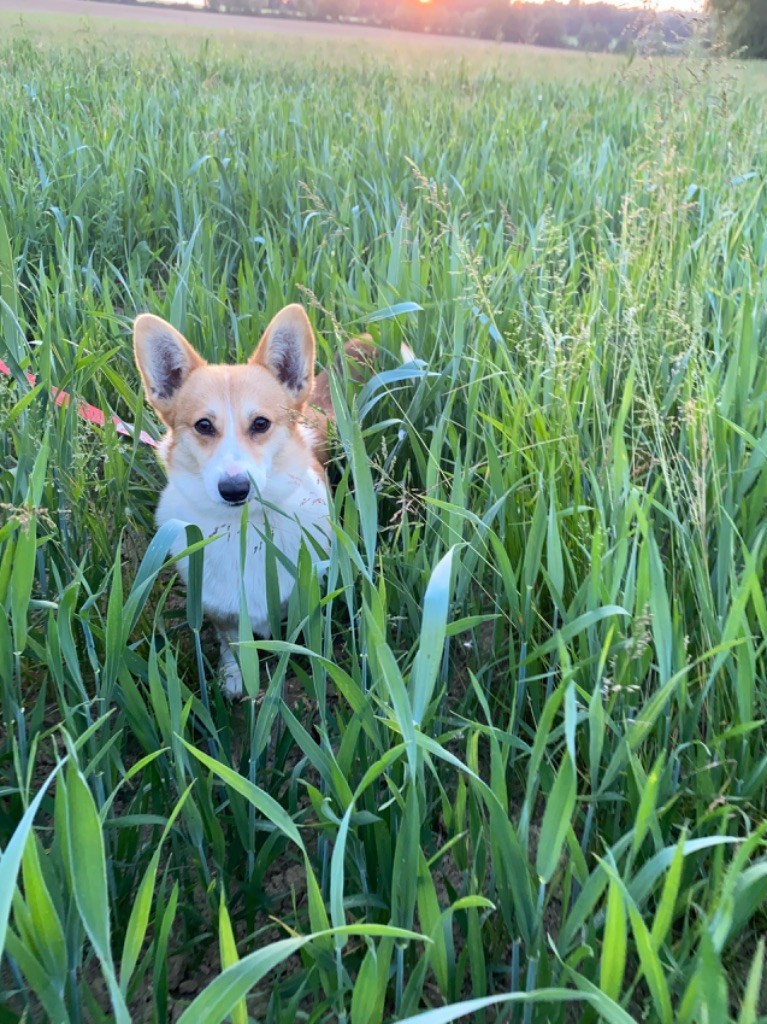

{"left": 156, "top": 467, "right": 330, "bottom": 635}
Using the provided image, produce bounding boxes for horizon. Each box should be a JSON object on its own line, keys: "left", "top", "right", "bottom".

{"left": 579, "top": 0, "right": 704, "bottom": 10}
{"left": 161, "top": 0, "right": 706, "bottom": 14}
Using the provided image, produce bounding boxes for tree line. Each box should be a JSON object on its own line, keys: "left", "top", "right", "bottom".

{"left": 708, "top": 0, "right": 767, "bottom": 57}
{"left": 199, "top": 0, "right": 700, "bottom": 54}
{"left": 113, "top": 0, "right": 766, "bottom": 59}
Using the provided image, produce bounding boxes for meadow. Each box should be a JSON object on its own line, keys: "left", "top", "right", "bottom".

{"left": 1, "top": 16, "right": 766, "bottom": 1024}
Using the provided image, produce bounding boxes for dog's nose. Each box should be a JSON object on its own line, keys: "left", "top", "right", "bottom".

{"left": 218, "top": 474, "right": 251, "bottom": 504}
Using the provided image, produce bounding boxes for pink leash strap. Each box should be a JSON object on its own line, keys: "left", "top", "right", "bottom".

{"left": 0, "top": 357, "right": 158, "bottom": 448}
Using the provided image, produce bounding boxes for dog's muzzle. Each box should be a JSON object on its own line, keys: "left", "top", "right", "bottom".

{"left": 218, "top": 474, "right": 251, "bottom": 505}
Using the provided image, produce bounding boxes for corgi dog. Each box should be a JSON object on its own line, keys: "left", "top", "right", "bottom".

{"left": 133, "top": 304, "right": 370, "bottom": 698}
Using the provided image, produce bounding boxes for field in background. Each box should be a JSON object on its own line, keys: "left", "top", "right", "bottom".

{"left": 0, "top": 0, "right": 628, "bottom": 80}
{"left": 1, "top": 17, "right": 767, "bottom": 1024}
{"left": 1, "top": 0, "right": 765, "bottom": 89}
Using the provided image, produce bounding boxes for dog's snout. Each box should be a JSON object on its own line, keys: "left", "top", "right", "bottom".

{"left": 218, "top": 474, "right": 251, "bottom": 505}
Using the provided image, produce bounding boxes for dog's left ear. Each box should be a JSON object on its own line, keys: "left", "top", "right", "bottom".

{"left": 251, "top": 304, "right": 315, "bottom": 404}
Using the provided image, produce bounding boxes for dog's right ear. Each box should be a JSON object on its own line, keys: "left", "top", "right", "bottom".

{"left": 133, "top": 314, "right": 205, "bottom": 421}
{"left": 250, "top": 304, "right": 315, "bottom": 405}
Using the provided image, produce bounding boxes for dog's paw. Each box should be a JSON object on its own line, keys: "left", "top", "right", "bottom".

{"left": 220, "top": 662, "right": 244, "bottom": 700}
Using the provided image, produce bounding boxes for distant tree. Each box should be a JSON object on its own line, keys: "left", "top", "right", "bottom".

{"left": 358, "top": 0, "right": 392, "bottom": 25}
{"left": 531, "top": 3, "right": 566, "bottom": 47}
{"left": 392, "top": 1, "right": 420, "bottom": 30}
{"left": 205, "top": 0, "right": 259, "bottom": 10}
{"left": 505, "top": 3, "right": 538, "bottom": 44}
{"left": 708, "top": 0, "right": 767, "bottom": 56}
{"left": 460, "top": 0, "right": 511, "bottom": 39}
{"left": 316, "top": 0, "right": 358, "bottom": 18}
{"left": 578, "top": 20, "right": 612, "bottom": 51}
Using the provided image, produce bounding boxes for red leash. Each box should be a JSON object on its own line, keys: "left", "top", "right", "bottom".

{"left": 0, "top": 357, "right": 158, "bottom": 448}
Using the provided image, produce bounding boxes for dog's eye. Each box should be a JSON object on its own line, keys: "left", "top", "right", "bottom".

{"left": 250, "top": 416, "right": 271, "bottom": 435}
{"left": 194, "top": 418, "right": 216, "bottom": 436}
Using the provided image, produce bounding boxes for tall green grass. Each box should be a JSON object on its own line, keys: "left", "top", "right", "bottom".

{"left": 1, "top": 32, "right": 766, "bottom": 1023}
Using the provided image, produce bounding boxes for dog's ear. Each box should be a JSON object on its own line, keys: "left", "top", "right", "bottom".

{"left": 250, "top": 304, "right": 315, "bottom": 404}
{"left": 133, "top": 314, "right": 205, "bottom": 421}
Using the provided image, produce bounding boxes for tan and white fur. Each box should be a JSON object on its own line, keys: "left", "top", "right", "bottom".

{"left": 133, "top": 304, "right": 356, "bottom": 697}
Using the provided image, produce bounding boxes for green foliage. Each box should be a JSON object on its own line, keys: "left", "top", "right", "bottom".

{"left": 709, "top": 0, "right": 767, "bottom": 58}
{"left": 1, "top": 32, "right": 767, "bottom": 1023}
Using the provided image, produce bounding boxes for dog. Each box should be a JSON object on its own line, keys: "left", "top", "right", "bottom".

{"left": 133, "top": 303, "right": 372, "bottom": 697}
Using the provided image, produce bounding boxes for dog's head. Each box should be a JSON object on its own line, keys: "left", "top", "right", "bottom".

{"left": 133, "top": 304, "right": 316, "bottom": 508}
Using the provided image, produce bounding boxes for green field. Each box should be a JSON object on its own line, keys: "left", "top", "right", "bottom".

{"left": 1, "top": 19, "right": 767, "bottom": 1024}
